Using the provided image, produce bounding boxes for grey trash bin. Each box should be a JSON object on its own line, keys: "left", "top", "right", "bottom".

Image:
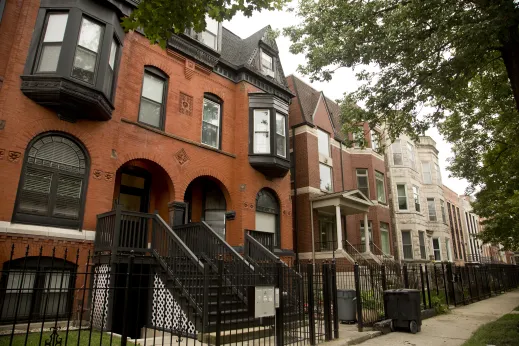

{"left": 337, "top": 289, "right": 357, "bottom": 322}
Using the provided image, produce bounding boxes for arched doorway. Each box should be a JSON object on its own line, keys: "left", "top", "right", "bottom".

{"left": 255, "top": 189, "right": 280, "bottom": 248}
{"left": 113, "top": 159, "right": 173, "bottom": 220}
{"left": 184, "top": 177, "right": 227, "bottom": 239}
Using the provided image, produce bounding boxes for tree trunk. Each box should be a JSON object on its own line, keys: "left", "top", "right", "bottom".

{"left": 500, "top": 25, "right": 519, "bottom": 113}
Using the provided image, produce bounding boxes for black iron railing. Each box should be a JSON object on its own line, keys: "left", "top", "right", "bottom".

{"left": 370, "top": 242, "right": 394, "bottom": 264}
{"left": 244, "top": 232, "right": 279, "bottom": 284}
{"left": 246, "top": 230, "right": 275, "bottom": 252}
{"left": 174, "top": 222, "right": 254, "bottom": 303}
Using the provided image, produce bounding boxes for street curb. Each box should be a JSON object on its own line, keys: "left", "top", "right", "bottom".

{"left": 346, "top": 331, "right": 383, "bottom": 345}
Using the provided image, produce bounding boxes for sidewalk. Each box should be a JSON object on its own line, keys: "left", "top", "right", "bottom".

{"left": 356, "top": 289, "right": 519, "bottom": 346}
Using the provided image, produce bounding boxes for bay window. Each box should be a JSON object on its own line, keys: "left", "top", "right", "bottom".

{"left": 397, "top": 184, "right": 408, "bottom": 210}
{"left": 392, "top": 140, "right": 403, "bottom": 165}
{"left": 413, "top": 185, "right": 420, "bottom": 212}
{"left": 248, "top": 94, "right": 290, "bottom": 177}
{"left": 72, "top": 17, "right": 103, "bottom": 84}
{"left": 427, "top": 197, "right": 437, "bottom": 221}
{"left": 356, "top": 169, "right": 369, "bottom": 198}
{"left": 36, "top": 13, "right": 68, "bottom": 72}
{"left": 202, "top": 95, "right": 222, "bottom": 149}
{"left": 422, "top": 162, "right": 432, "bottom": 184}
{"left": 407, "top": 142, "right": 415, "bottom": 169}
{"left": 402, "top": 231, "right": 413, "bottom": 259}
{"left": 22, "top": 1, "right": 124, "bottom": 121}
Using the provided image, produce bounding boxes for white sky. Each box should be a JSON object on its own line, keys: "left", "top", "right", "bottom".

{"left": 224, "top": 6, "right": 469, "bottom": 195}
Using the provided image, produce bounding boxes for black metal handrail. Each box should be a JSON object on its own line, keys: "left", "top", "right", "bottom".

{"left": 343, "top": 240, "right": 370, "bottom": 265}
{"left": 174, "top": 222, "right": 254, "bottom": 303}
{"left": 246, "top": 229, "right": 275, "bottom": 252}
{"left": 370, "top": 241, "right": 394, "bottom": 263}
{"left": 151, "top": 215, "right": 208, "bottom": 321}
{"left": 244, "top": 232, "right": 280, "bottom": 285}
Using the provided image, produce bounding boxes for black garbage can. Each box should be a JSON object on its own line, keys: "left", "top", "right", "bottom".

{"left": 383, "top": 289, "right": 422, "bottom": 334}
{"left": 337, "top": 289, "right": 357, "bottom": 322}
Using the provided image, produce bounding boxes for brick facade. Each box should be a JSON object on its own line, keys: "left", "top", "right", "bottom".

{"left": 0, "top": 0, "right": 293, "bottom": 264}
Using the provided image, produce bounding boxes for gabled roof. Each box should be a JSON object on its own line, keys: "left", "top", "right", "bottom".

{"left": 288, "top": 74, "right": 345, "bottom": 140}
{"left": 220, "top": 26, "right": 290, "bottom": 92}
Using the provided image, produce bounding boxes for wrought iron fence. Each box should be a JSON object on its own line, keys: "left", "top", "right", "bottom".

{"left": 1, "top": 243, "right": 343, "bottom": 346}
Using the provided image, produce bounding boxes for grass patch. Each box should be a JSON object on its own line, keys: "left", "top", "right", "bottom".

{"left": 462, "top": 313, "right": 519, "bottom": 346}
{"left": 0, "top": 330, "right": 135, "bottom": 346}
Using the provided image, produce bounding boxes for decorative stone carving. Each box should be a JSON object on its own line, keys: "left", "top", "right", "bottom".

{"left": 179, "top": 92, "right": 193, "bottom": 115}
{"left": 174, "top": 148, "right": 189, "bottom": 165}
{"left": 0, "top": 149, "right": 4, "bottom": 160}
{"left": 8, "top": 151, "right": 21, "bottom": 163}
{"left": 185, "top": 60, "right": 195, "bottom": 80}
{"left": 104, "top": 172, "right": 114, "bottom": 182}
{"left": 93, "top": 169, "right": 103, "bottom": 179}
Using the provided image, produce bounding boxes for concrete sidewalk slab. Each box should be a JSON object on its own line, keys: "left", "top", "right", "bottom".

{"left": 357, "top": 290, "right": 519, "bottom": 346}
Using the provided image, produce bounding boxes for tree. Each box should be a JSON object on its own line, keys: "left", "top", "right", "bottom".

{"left": 121, "top": 0, "right": 286, "bottom": 47}
{"left": 285, "top": 0, "right": 519, "bottom": 249}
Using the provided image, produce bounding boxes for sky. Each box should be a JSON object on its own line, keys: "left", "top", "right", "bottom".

{"left": 224, "top": 6, "right": 470, "bottom": 196}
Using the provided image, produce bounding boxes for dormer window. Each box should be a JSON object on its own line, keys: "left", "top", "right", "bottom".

{"left": 199, "top": 17, "right": 219, "bottom": 50}
{"left": 261, "top": 51, "right": 274, "bottom": 77}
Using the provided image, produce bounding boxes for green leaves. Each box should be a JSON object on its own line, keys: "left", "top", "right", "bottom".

{"left": 122, "top": 0, "right": 288, "bottom": 48}
{"left": 287, "top": 0, "right": 519, "bottom": 249}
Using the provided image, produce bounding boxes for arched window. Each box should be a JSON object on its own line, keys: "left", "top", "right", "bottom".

{"left": 255, "top": 189, "right": 280, "bottom": 248}
{"left": 13, "top": 133, "right": 89, "bottom": 229}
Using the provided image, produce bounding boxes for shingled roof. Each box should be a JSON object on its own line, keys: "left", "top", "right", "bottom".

{"left": 288, "top": 75, "right": 345, "bottom": 140}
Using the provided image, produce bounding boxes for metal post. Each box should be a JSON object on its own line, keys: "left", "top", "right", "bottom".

{"left": 216, "top": 257, "right": 223, "bottom": 346}
{"left": 276, "top": 261, "right": 284, "bottom": 346}
{"left": 112, "top": 204, "right": 122, "bottom": 264}
{"left": 403, "top": 263, "right": 409, "bottom": 288}
{"left": 446, "top": 263, "right": 455, "bottom": 306}
{"left": 306, "top": 264, "right": 316, "bottom": 346}
{"left": 420, "top": 265, "right": 426, "bottom": 309}
{"left": 354, "top": 263, "right": 363, "bottom": 332}
{"left": 441, "top": 262, "right": 449, "bottom": 306}
{"left": 322, "top": 262, "right": 332, "bottom": 341}
{"left": 424, "top": 265, "right": 432, "bottom": 309}
{"left": 120, "top": 252, "right": 134, "bottom": 346}
{"left": 381, "top": 265, "right": 387, "bottom": 292}
{"left": 331, "top": 260, "right": 339, "bottom": 339}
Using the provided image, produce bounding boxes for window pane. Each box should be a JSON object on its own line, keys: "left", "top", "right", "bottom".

{"left": 109, "top": 39, "right": 117, "bottom": 68}
{"left": 142, "top": 73, "right": 164, "bottom": 103}
{"left": 205, "top": 16, "right": 219, "bottom": 33}
{"left": 376, "top": 172, "right": 386, "bottom": 203}
{"left": 433, "top": 238, "right": 441, "bottom": 260}
{"left": 413, "top": 186, "right": 420, "bottom": 212}
{"left": 276, "top": 113, "right": 285, "bottom": 136}
{"left": 317, "top": 129, "right": 329, "bottom": 156}
{"left": 261, "top": 51, "right": 273, "bottom": 70}
{"left": 428, "top": 198, "right": 437, "bottom": 221}
{"left": 254, "top": 110, "right": 270, "bottom": 153}
{"left": 200, "top": 31, "right": 217, "bottom": 49}
{"left": 276, "top": 135, "right": 286, "bottom": 157}
{"left": 203, "top": 99, "right": 220, "bottom": 125}
{"left": 397, "top": 184, "right": 407, "bottom": 210}
{"left": 371, "top": 130, "right": 379, "bottom": 152}
{"left": 407, "top": 142, "right": 415, "bottom": 168}
{"left": 202, "top": 122, "right": 218, "bottom": 148}
{"left": 392, "top": 140, "right": 403, "bottom": 164}
{"left": 43, "top": 13, "right": 68, "bottom": 42}
{"left": 422, "top": 162, "right": 432, "bottom": 184}
{"left": 77, "top": 17, "right": 102, "bottom": 53}
{"left": 380, "top": 223, "right": 390, "bottom": 254}
{"left": 402, "top": 231, "right": 413, "bottom": 259}
{"left": 435, "top": 163, "right": 442, "bottom": 184}
{"left": 72, "top": 46, "right": 96, "bottom": 83}
{"left": 37, "top": 45, "right": 61, "bottom": 72}
{"left": 319, "top": 164, "right": 332, "bottom": 192}
{"left": 138, "top": 98, "right": 161, "bottom": 127}
{"left": 419, "top": 232, "right": 426, "bottom": 259}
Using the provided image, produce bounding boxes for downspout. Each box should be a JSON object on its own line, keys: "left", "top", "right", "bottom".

{"left": 292, "top": 127, "right": 299, "bottom": 266}
{"left": 310, "top": 199, "right": 315, "bottom": 268}
{"left": 340, "top": 141, "right": 345, "bottom": 191}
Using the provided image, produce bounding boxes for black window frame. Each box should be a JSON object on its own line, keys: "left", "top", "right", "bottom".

{"left": 12, "top": 132, "right": 90, "bottom": 230}
{"left": 103, "top": 35, "right": 121, "bottom": 101}
{"left": 33, "top": 11, "right": 70, "bottom": 75}
{"left": 201, "top": 93, "right": 223, "bottom": 149}
{"left": 138, "top": 66, "right": 169, "bottom": 130}
{"left": 23, "top": 1, "right": 125, "bottom": 104}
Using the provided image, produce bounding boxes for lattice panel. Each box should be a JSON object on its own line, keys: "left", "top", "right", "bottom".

{"left": 151, "top": 273, "right": 196, "bottom": 335}
{"left": 91, "top": 265, "right": 110, "bottom": 330}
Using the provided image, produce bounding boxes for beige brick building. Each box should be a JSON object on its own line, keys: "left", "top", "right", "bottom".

{"left": 387, "top": 135, "right": 453, "bottom": 262}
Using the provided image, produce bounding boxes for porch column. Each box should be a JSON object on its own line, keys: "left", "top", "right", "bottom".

{"left": 364, "top": 212, "right": 370, "bottom": 253}
{"left": 335, "top": 205, "right": 343, "bottom": 250}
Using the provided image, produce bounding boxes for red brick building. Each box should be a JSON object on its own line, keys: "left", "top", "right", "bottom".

{"left": 0, "top": 0, "right": 294, "bottom": 294}
{"left": 287, "top": 75, "right": 393, "bottom": 264}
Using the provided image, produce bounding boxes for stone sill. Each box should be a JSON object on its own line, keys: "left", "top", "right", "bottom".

{"left": 0, "top": 221, "right": 95, "bottom": 241}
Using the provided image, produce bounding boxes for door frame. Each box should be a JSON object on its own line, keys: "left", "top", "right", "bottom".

{"left": 118, "top": 166, "right": 151, "bottom": 213}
